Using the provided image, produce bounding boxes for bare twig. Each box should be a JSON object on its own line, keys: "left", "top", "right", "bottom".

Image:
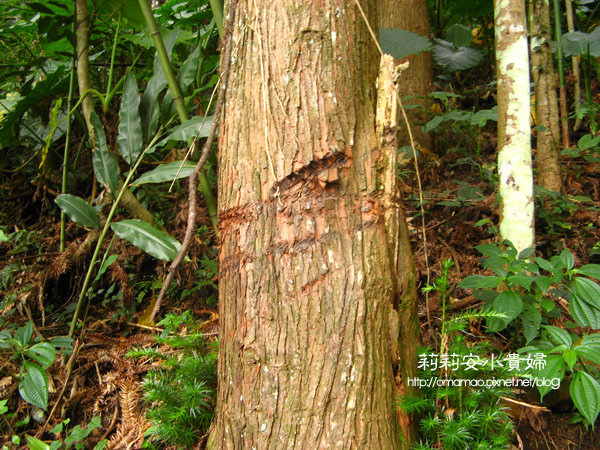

{"left": 148, "top": 0, "right": 239, "bottom": 324}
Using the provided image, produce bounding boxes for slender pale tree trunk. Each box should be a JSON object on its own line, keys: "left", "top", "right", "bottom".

{"left": 565, "top": 0, "right": 582, "bottom": 131}
{"left": 210, "top": 0, "right": 416, "bottom": 447}
{"left": 495, "top": 0, "right": 535, "bottom": 252}
{"left": 529, "top": 0, "right": 563, "bottom": 193}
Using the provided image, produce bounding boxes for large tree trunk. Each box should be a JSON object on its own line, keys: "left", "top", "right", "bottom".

{"left": 211, "top": 0, "right": 414, "bottom": 448}
{"left": 495, "top": 0, "right": 535, "bottom": 252}
{"left": 529, "top": 0, "right": 563, "bottom": 193}
{"left": 379, "top": 0, "right": 433, "bottom": 161}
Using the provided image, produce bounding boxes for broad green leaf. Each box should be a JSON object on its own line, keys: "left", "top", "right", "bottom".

{"left": 111, "top": 220, "right": 181, "bottom": 261}
{"left": 132, "top": 161, "right": 197, "bottom": 186}
{"left": 518, "top": 247, "right": 535, "bottom": 260}
{"left": 55, "top": 194, "right": 100, "bottom": 229}
{"left": 570, "top": 293, "right": 600, "bottom": 329}
{"left": 118, "top": 73, "right": 143, "bottom": 165}
{"left": 445, "top": 23, "right": 472, "bottom": 47}
{"left": 521, "top": 307, "right": 541, "bottom": 344}
{"left": 475, "top": 243, "right": 502, "bottom": 257}
{"left": 533, "top": 355, "right": 564, "bottom": 401}
{"left": 379, "top": 28, "right": 432, "bottom": 60}
{"left": 573, "top": 277, "right": 600, "bottom": 309}
{"left": 458, "top": 274, "right": 501, "bottom": 289}
{"left": 26, "top": 342, "right": 56, "bottom": 370}
{"left": 535, "top": 257, "right": 555, "bottom": 273}
{"left": 157, "top": 115, "right": 214, "bottom": 148}
{"left": 140, "top": 29, "right": 179, "bottom": 142}
{"left": 19, "top": 363, "right": 49, "bottom": 410}
{"left": 563, "top": 349, "right": 578, "bottom": 371}
{"left": 433, "top": 39, "right": 483, "bottom": 71}
{"left": 507, "top": 274, "right": 533, "bottom": 290}
{"left": 578, "top": 134, "right": 600, "bottom": 151}
{"left": 543, "top": 325, "right": 573, "bottom": 347}
{"left": 581, "top": 334, "right": 600, "bottom": 348}
{"left": 177, "top": 44, "right": 201, "bottom": 94}
{"left": 535, "top": 275, "right": 553, "bottom": 293}
{"left": 574, "top": 264, "right": 600, "bottom": 280}
{"left": 97, "top": 0, "right": 145, "bottom": 27}
{"left": 0, "top": 67, "right": 69, "bottom": 148}
{"left": 570, "top": 371, "right": 600, "bottom": 426}
{"left": 575, "top": 346, "right": 600, "bottom": 365}
{"left": 25, "top": 435, "right": 50, "bottom": 450}
{"left": 90, "top": 112, "right": 120, "bottom": 197}
{"left": 560, "top": 249, "right": 575, "bottom": 270}
{"left": 561, "top": 29, "right": 600, "bottom": 58}
{"left": 469, "top": 106, "right": 498, "bottom": 127}
{"left": 489, "top": 291, "right": 523, "bottom": 331}
{"left": 15, "top": 322, "right": 33, "bottom": 347}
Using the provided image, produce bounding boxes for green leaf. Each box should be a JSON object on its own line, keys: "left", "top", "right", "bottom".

{"left": 578, "top": 134, "right": 600, "bottom": 151}
{"left": 433, "top": 39, "right": 483, "bottom": 71}
{"left": 469, "top": 106, "right": 498, "bottom": 127}
{"left": 15, "top": 322, "right": 33, "bottom": 347}
{"left": 581, "top": 334, "right": 600, "bottom": 348}
{"left": 19, "top": 363, "right": 49, "bottom": 410}
{"left": 25, "top": 435, "right": 50, "bottom": 450}
{"left": 111, "top": 220, "right": 181, "bottom": 261}
{"left": 570, "top": 371, "right": 600, "bottom": 426}
{"left": 93, "top": 254, "right": 120, "bottom": 283}
{"left": 563, "top": 349, "right": 578, "bottom": 371}
{"left": 26, "top": 342, "right": 56, "bottom": 370}
{"left": 90, "top": 112, "right": 120, "bottom": 197}
{"left": 157, "top": 115, "right": 214, "bottom": 148}
{"left": 570, "top": 293, "right": 600, "bottom": 329}
{"left": 177, "top": 43, "right": 201, "bottom": 95}
{"left": 574, "top": 264, "right": 600, "bottom": 280}
{"left": 489, "top": 291, "right": 523, "bottom": 331}
{"left": 458, "top": 274, "right": 501, "bottom": 289}
{"left": 379, "top": 28, "right": 432, "bottom": 60}
{"left": 533, "top": 355, "right": 565, "bottom": 401}
{"left": 139, "top": 29, "right": 179, "bottom": 142}
{"left": 518, "top": 247, "right": 535, "bottom": 260}
{"left": 535, "top": 257, "right": 556, "bottom": 273}
{"left": 0, "top": 67, "right": 69, "bottom": 148}
{"left": 575, "top": 346, "right": 600, "bottom": 365}
{"left": 55, "top": 194, "right": 101, "bottom": 229}
{"left": 535, "top": 275, "right": 553, "bottom": 293}
{"left": 560, "top": 249, "right": 575, "bottom": 270}
{"left": 131, "top": 161, "right": 197, "bottom": 186}
{"left": 507, "top": 274, "right": 534, "bottom": 290}
{"left": 521, "top": 307, "right": 542, "bottom": 344}
{"left": 445, "top": 23, "right": 473, "bottom": 47}
{"left": 475, "top": 243, "right": 502, "bottom": 257}
{"left": 543, "top": 325, "right": 573, "bottom": 347}
{"left": 573, "top": 277, "right": 600, "bottom": 309}
{"left": 561, "top": 29, "right": 600, "bottom": 58}
{"left": 117, "top": 73, "right": 143, "bottom": 166}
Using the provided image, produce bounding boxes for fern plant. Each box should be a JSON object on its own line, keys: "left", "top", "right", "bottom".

{"left": 128, "top": 311, "right": 217, "bottom": 448}
{"left": 399, "top": 260, "right": 514, "bottom": 449}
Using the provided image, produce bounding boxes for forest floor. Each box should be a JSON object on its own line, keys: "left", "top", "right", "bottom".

{"left": 1, "top": 123, "right": 599, "bottom": 447}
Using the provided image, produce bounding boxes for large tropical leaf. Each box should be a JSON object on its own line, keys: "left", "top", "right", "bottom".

{"left": 561, "top": 29, "right": 600, "bottom": 58}
{"left": 157, "top": 115, "right": 214, "bottom": 148}
{"left": 379, "top": 28, "right": 432, "bottom": 60}
{"left": 55, "top": 194, "right": 101, "bottom": 229}
{"left": 0, "top": 67, "right": 69, "bottom": 148}
{"left": 139, "top": 29, "right": 179, "bottom": 142}
{"left": 111, "top": 219, "right": 181, "bottom": 261}
{"left": 570, "top": 371, "right": 600, "bottom": 426}
{"left": 118, "top": 73, "right": 143, "bottom": 165}
{"left": 433, "top": 39, "right": 483, "bottom": 71}
{"left": 132, "top": 161, "right": 197, "bottom": 185}
{"left": 19, "top": 362, "right": 49, "bottom": 410}
{"left": 90, "top": 112, "right": 120, "bottom": 197}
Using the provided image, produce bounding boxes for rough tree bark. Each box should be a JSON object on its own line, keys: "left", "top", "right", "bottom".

{"left": 379, "top": 0, "right": 434, "bottom": 161}
{"left": 495, "top": 0, "right": 535, "bottom": 253}
{"left": 210, "top": 0, "right": 416, "bottom": 448}
{"left": 529, "top": 0, "right": 563, "bottom": 193}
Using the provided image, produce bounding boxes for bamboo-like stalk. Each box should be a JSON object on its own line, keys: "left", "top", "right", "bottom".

{"left": 209, "top": 0, "right": 224, "bottom": 37}
{"left": 138, "top": 0, "right": 218, "bottom": 231}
